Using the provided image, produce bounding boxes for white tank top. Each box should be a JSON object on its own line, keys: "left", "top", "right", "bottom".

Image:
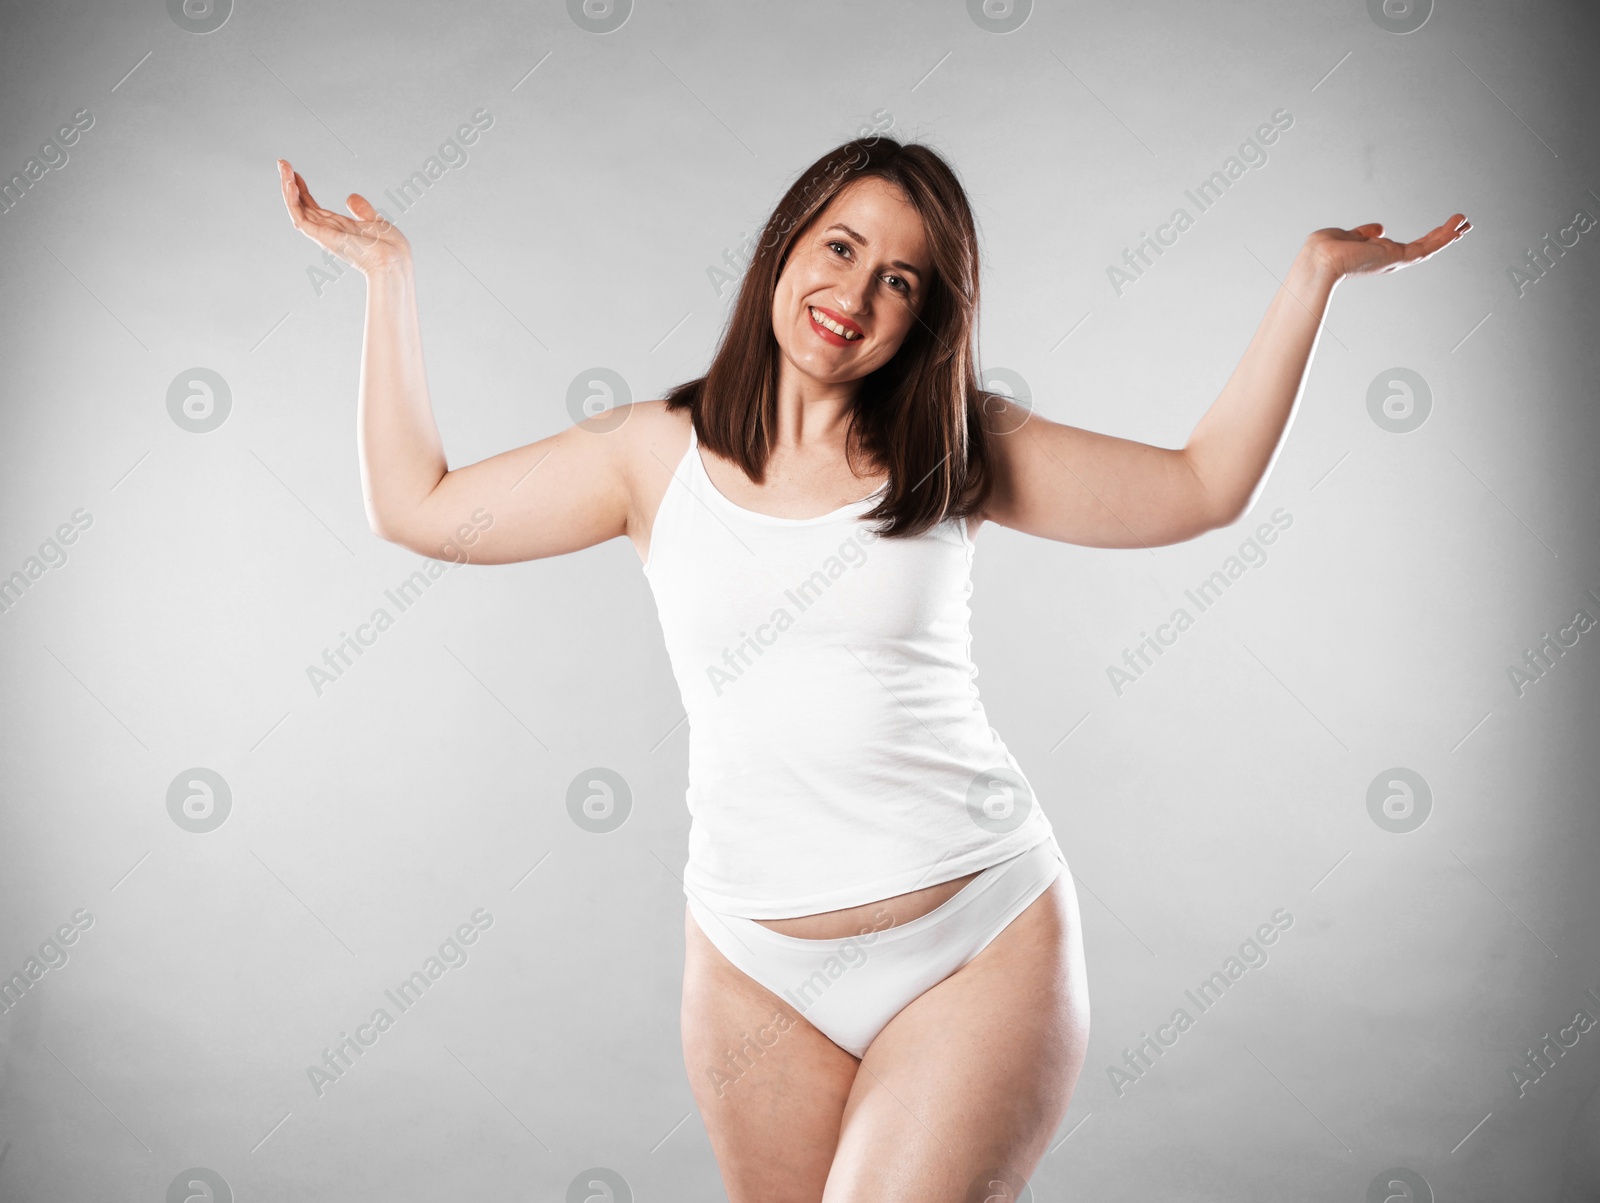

{"left": 642, "top": 420, "right": 1058, "bottom": 919}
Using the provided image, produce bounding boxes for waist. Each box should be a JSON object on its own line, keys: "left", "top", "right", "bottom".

{"left": 753, "top": 869, "right": 983, "bottom": 940}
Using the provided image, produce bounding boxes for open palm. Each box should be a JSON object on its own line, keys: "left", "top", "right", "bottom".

{"left": 1308, "top": 213, "right": 1471, "bottom": 280}
{"left": 277, "top": 158, "right": 411, "bottom": 275}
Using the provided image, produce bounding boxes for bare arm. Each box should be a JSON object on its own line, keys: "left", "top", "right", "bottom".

{"left": 356, "top": 260, "right": 630, "bottom": 563}
{"left": 279, "top": 159, "right": 630, "bottom": 565}
{"left": 982, "top": 215, "right": 1470, "bottom": 548}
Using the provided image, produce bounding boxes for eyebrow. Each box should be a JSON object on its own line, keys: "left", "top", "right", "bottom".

{"left": 823, "top": 223, "right": 924, "bottom": 280}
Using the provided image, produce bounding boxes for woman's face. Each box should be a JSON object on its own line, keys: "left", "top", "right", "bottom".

{"left": 770, "top": 175, "right": 932, "bottom": 389}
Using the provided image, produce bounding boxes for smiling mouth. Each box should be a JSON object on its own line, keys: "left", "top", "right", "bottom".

{"left": 809, "top": 305, "right": 863, "bottom": 341}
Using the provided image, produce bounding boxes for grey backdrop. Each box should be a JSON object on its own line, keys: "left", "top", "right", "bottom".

{"left": 1, "top": 1, "right": 1597, "bottom": 1200}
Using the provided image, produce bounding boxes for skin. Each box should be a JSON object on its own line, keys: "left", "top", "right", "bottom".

{"left": 278, "top": 156, "right": 1469, "bottom": 1201}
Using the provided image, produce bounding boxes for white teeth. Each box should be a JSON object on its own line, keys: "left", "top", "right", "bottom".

{"left": 810, "top": 306, "right": 860, "bottom": 340}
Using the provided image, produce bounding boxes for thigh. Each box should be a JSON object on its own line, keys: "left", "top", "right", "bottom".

{"left": 822, "top": 868, "right": 1090, "bottom": 1203}
{"left": 681, "top": 905, "right": 862, "bottom": 1203}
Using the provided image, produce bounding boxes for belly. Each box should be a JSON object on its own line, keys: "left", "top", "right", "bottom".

{"left": 753, "top": 871, "right": 981, "bottom": 940}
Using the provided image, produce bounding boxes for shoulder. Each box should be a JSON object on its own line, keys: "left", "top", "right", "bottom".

{"left": 607, "top": 398, "right": 695, "bottom": 509}
{"left": 613, "top": 397, "right": 692, "bottom": 461}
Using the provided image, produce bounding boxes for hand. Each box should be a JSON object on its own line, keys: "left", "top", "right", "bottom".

{"left": 1304, "top": 214, "right": 1470, "bottom": 282}
{"left": 277, "top": 158, "right": 412, "bottom": 275}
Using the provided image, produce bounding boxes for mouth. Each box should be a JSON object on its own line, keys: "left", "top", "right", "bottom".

{"left": 808, "top": 304, "right": 864, "bottom": 345}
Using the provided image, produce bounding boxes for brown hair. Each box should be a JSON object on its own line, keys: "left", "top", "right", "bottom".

{"left": 662, "top": 136, "right": 996, "bottom": 538}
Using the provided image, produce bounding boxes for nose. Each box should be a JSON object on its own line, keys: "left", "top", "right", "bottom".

{"left": 832, "top": 285, "right": 867, "bottom": 319}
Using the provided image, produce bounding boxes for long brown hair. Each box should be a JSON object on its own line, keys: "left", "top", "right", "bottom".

{"left": 662, "top": 136, "right": 995, "bottom": 539}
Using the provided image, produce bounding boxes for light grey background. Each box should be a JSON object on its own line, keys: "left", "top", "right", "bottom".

{"left": 1, "top": 1, "right": 1597, "bottom": 1200}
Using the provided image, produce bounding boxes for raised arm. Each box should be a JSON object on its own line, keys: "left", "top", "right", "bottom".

{"left": 980, "top": 214, "right": 1470, "bottom": 549}
{"left": 278, "top": 159, "right": 631, "bottom": 565}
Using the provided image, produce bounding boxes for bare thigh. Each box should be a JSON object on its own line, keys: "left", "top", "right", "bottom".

{"left": 823, "top": 869, "right": 1090, "bottom": 1203}
{"left": 681, "top": 906, "right": 861, "bottom": 1203}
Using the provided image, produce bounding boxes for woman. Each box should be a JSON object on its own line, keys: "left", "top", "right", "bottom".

{"left": 277, "top": 138, "right": 1467, "bottom": 1202}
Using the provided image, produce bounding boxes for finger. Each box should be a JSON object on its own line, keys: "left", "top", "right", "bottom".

{"left": 1352, "top": 222, "right": 1383, "bottom": 237}
{"left": 293, "top": 170, "right": 330, "bottom": 216}
{"left": 347, "top": 192, "right": 379, "bottom": 221}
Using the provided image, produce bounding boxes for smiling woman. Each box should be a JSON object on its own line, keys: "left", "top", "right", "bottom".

{"left": 670, "top": 142, "right": 992, "bottom": 539}
{"left": 278, "top": 124, "right": 1468, "bottom": 1203}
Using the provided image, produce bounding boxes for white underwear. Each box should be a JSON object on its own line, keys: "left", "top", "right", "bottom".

{"left": 686, "top": 836, "right": 1068, "bottom": 1058}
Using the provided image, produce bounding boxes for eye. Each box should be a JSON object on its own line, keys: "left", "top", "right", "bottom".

{"left": 827, "top": 240, "right": 911, "bottom": 294}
